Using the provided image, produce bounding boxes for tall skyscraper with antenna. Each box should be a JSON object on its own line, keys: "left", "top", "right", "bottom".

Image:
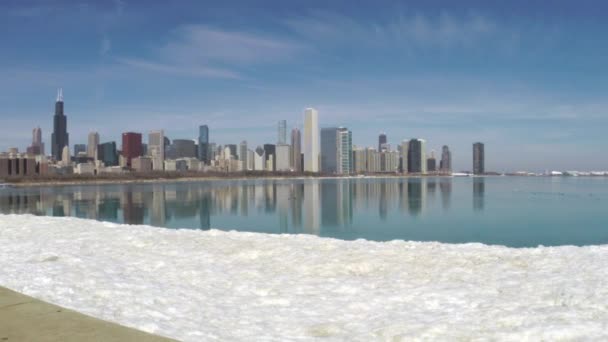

{"left": 51, "top": 88, "right": 69, "bottom": 161}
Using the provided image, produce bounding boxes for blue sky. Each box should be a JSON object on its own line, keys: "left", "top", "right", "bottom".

{"left": 1, "top": 0, "right": 608, "bottom": 171}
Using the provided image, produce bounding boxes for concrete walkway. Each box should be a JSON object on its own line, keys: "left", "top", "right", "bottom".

{"left": 0, "top": 286, "right": 175, "bottom": 342}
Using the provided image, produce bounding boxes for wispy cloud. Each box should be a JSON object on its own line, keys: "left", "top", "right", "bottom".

{"left": 115, "top": 57, "right": 241, "bottom": 79}
{"left": 117, "top": 24, "right": 304, "bottom": 79}
{"left": 161, "top": 25, "right": 305, "bottom": 64}
{"left": 283, "top": 10, "right": 503, "bottom": 49}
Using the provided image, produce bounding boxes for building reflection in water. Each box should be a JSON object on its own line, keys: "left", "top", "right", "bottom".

{"left": 0, "top": 177, "right": 460, "bottom": 234}
{"left": 439, "top": 177, "right": 452, "bottom": 210}
{"left": 473, "top": 177, "right": 485, "bottom": 211}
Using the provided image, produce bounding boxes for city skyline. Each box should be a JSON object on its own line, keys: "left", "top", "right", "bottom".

{"left": 2, "top": 1, "right": 608, "bottom": 171}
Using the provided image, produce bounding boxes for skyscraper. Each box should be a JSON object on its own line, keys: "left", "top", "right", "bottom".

{"left": 87, "top": 132, "right": 99, "bottom": 160}
{"left": 51, "top": 88, "right": 69, "bottom": 161}
{"left": 27, "top": 127, "right": 44, "bottom": 155}
{"left": 408, "top": 138, "right": 427, "bottom": 174}
{"left": 337, "top": 127, "right": 353, "bottom": 174}
{"left": 263, "top": 144, "right": 276, "bottom": 171}
{"left": 473, "top": 142, "right": 485, "bottom": 175}
{"left": 399, "top": 140, "right": 409, "bottom": 173}
{"left": 378, "top": 133, "right": 387, "bottom": 152}
{"left": 320, "top": 127, "right": 352, "bottom": 174}
{"left": 198, "top": 125, "right": 209, "bottom": 163}
{"left": 73, "top": 144, "right": 86, "bottom": 157}
{"left": 291, "top": 127, "right": 302, "bottom": 172}
{"left": 277, "top": 120, "right": 287, "bottom": 145}
{"left": 440, "top": 145, "right": 452, "bottom": 173}
{"left": 320, "top": 127, "right": 339, "bottom": 174}
{"left": 427, "top": 150, "right": 437, "bottom": 172}
{"left": 303, "top": 108, "right": 319, "bottom": 172}
{"left": 148, "top": 130, "right": 165, "bottom": 171}
{"left": 122, "top": 132, "right": 142, "bottom": 169}
{"left": 239, "top": 140, "right": 248, "bottom": 169}
{"left": 98, "top": 141, "right": 118, "bottom": 166}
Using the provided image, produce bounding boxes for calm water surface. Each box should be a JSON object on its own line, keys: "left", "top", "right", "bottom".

{"left": 1, "top": 177, "right": 607, "bottom": 247}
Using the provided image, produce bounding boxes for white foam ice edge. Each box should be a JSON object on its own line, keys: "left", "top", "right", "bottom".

{"left": 1, "top": 214, "right": 608, "bottom": 341}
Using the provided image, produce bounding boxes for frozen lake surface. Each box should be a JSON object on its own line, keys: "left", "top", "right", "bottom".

{"left": 1, "top": 214, "right": 608, "bottom": 341}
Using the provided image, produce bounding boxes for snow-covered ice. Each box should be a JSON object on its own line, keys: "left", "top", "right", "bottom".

{"left": 1, "top": 214, "right": 608, "bottom": 341}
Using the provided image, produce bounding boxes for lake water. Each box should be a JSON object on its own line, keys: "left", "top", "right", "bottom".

{"left": 1, "top": 177, "right": 607, "bottom": 247}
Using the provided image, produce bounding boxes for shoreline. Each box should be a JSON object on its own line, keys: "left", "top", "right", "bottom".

{"left": 2, "top": 173, "right": 458, "bottom": 188}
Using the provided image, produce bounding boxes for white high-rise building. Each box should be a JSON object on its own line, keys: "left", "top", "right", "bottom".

{"left": 276, "top": 144, "right": 291, "bottom": 171}
{"left": 87, "top": 132, "right": 99, "bottom": 160}
{"left": 303, "top": 108, "right": 319, "bottom": 172}
{"left": 148, "top": 130, "right": 165, "bottom": 171}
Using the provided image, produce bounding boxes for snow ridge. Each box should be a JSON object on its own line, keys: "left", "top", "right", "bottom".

{"left": 1, "top": 214, "right": 608, "bottom": 341}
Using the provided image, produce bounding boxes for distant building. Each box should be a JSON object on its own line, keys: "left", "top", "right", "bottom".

{"left": 246, "top": 149, "right": 254, "bottom": 171}
{"left": 121, "top": 132, "right": 142, "bottom": 169}
{"left": 440, "top": 145, "right": 452, "bottom": 173}
{"left": 98, "top": 142, "right": 118, "bottom": 166}
{"left": 276, "top": 144, "right": 291, "bottom": 171}
{"left": 353, "top": 148, "right": 366, "bottom": 173}
{"left": 73, "top": 144, "right": 86, "bottom": 157}
{"left": 226, "top": 144, "right": 238, "bottom": 159}
{"left": 427, "top": 151, "right": 437, "bottom": 172}
{"left": 321, "top": 127, "right": 352, "bottom": 174}
{"left": 0, "top": 154, "right": 38, "bottom": 177}
{"left": 381, "top": 151, "right": 399, "bottom": 173}
{"left": 239, "top": 141, "right": 248, "bottom": 169}
{"left": 304, "top": 108, "right": 319, "bottom": 172}
{"left": 263, "top": 144, "right": 276, "bottom": 171}
{"left": 366, "top": 148, "right": 381, "bottom": 172}
{"left": 399, "top": 140, "right": 409, "bottom": 173}
{"left": 408, "top": 139, "right": 426, "bottom": 174}
{"left": 278, "top": 120, "right": 287, "bottom": 145}
{"left": 87, "top": 132, "right": 99, "bottom": 160}
{"left": 61, "top": 146, "right": 70, "bottom": 166}
{"left": 171, "top": 139, "right": 197, "bottom": 159}
{"left": 148, "top": 130, "right": 165, "bottom": 171}
{"left": 27, "top": 127, "right": 44, "bottom": 156}
{"left": 378, "top": 133, "right": 387, "bottom": 152}
{"left": 473, "top": 142, "right": 485, "bottom": 175}
{"left": 337, "top": 128, "right": 352, "bottom": 174}
{"left": 132, "top": 157, "right": 153, "bottom": 173}
{"left": 254, "top": 146, "right": 265, "bottom": 171}
{"left": 198, "top": 125, "right": 209, "bottom": 163}
{"left": 320, "top": 127, "right": 339, "bottom": 174}
{"left": 291, "top": 128, "right": 302, "bottom": 172}
{"left": 51, "top": 88, "right": 69, "bottom": 161}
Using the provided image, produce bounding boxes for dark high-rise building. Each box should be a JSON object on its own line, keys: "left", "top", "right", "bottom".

{"left": 427, "top": 156, "right": 436, "bottom": 172}
{"left": 226, "top": 144, "right": 238, "bottom": 159}
{"left": 378, "top": 133, "right": 387, "bottom": 152}
{"left": 473, "top": 142, "right": 485, "bottom": 175}
{"left": 73, "top": 144, "right": 86, "bottom": 157}
{"left": 122, "top": 132, "right": 142, "bottom": 168}
{"left": 407, "top": 139, "right": 426, "bottom": 173}
{"left": 263, "top": 144, "right": 276, "bottom": 171}
{"left": 321, "top": 127, "right": 339, "bottom": 174}
{"left": 171, "top": 139, "right": 197, "bottom": 158}
{"left": 51, "top": 88, "right": 69, "bottom": 161}
{"left": 98, "top": 142, "right": 118, "bottom": 166}
{"left": 198, "top": 125, "right": 209, "bottom": 163}
{"left": 440, "top": 145, "right": 452, "bottom": 173}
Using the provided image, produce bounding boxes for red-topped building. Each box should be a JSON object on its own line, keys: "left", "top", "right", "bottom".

{"left": 122, "top": 132, "right": 142, "bottom": 169}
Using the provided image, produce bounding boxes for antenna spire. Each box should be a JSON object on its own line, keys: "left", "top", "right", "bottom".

{"left": 57, "top": 88, "right": 63, "bottom": 102}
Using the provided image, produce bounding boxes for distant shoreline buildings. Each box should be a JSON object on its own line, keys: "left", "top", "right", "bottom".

{"left": 1, "top": 89, "right": 498, "bottom": 179}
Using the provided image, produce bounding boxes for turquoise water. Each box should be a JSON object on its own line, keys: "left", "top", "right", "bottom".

{"left": 1, "top": 177, "right": 607, "bottom": 247}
